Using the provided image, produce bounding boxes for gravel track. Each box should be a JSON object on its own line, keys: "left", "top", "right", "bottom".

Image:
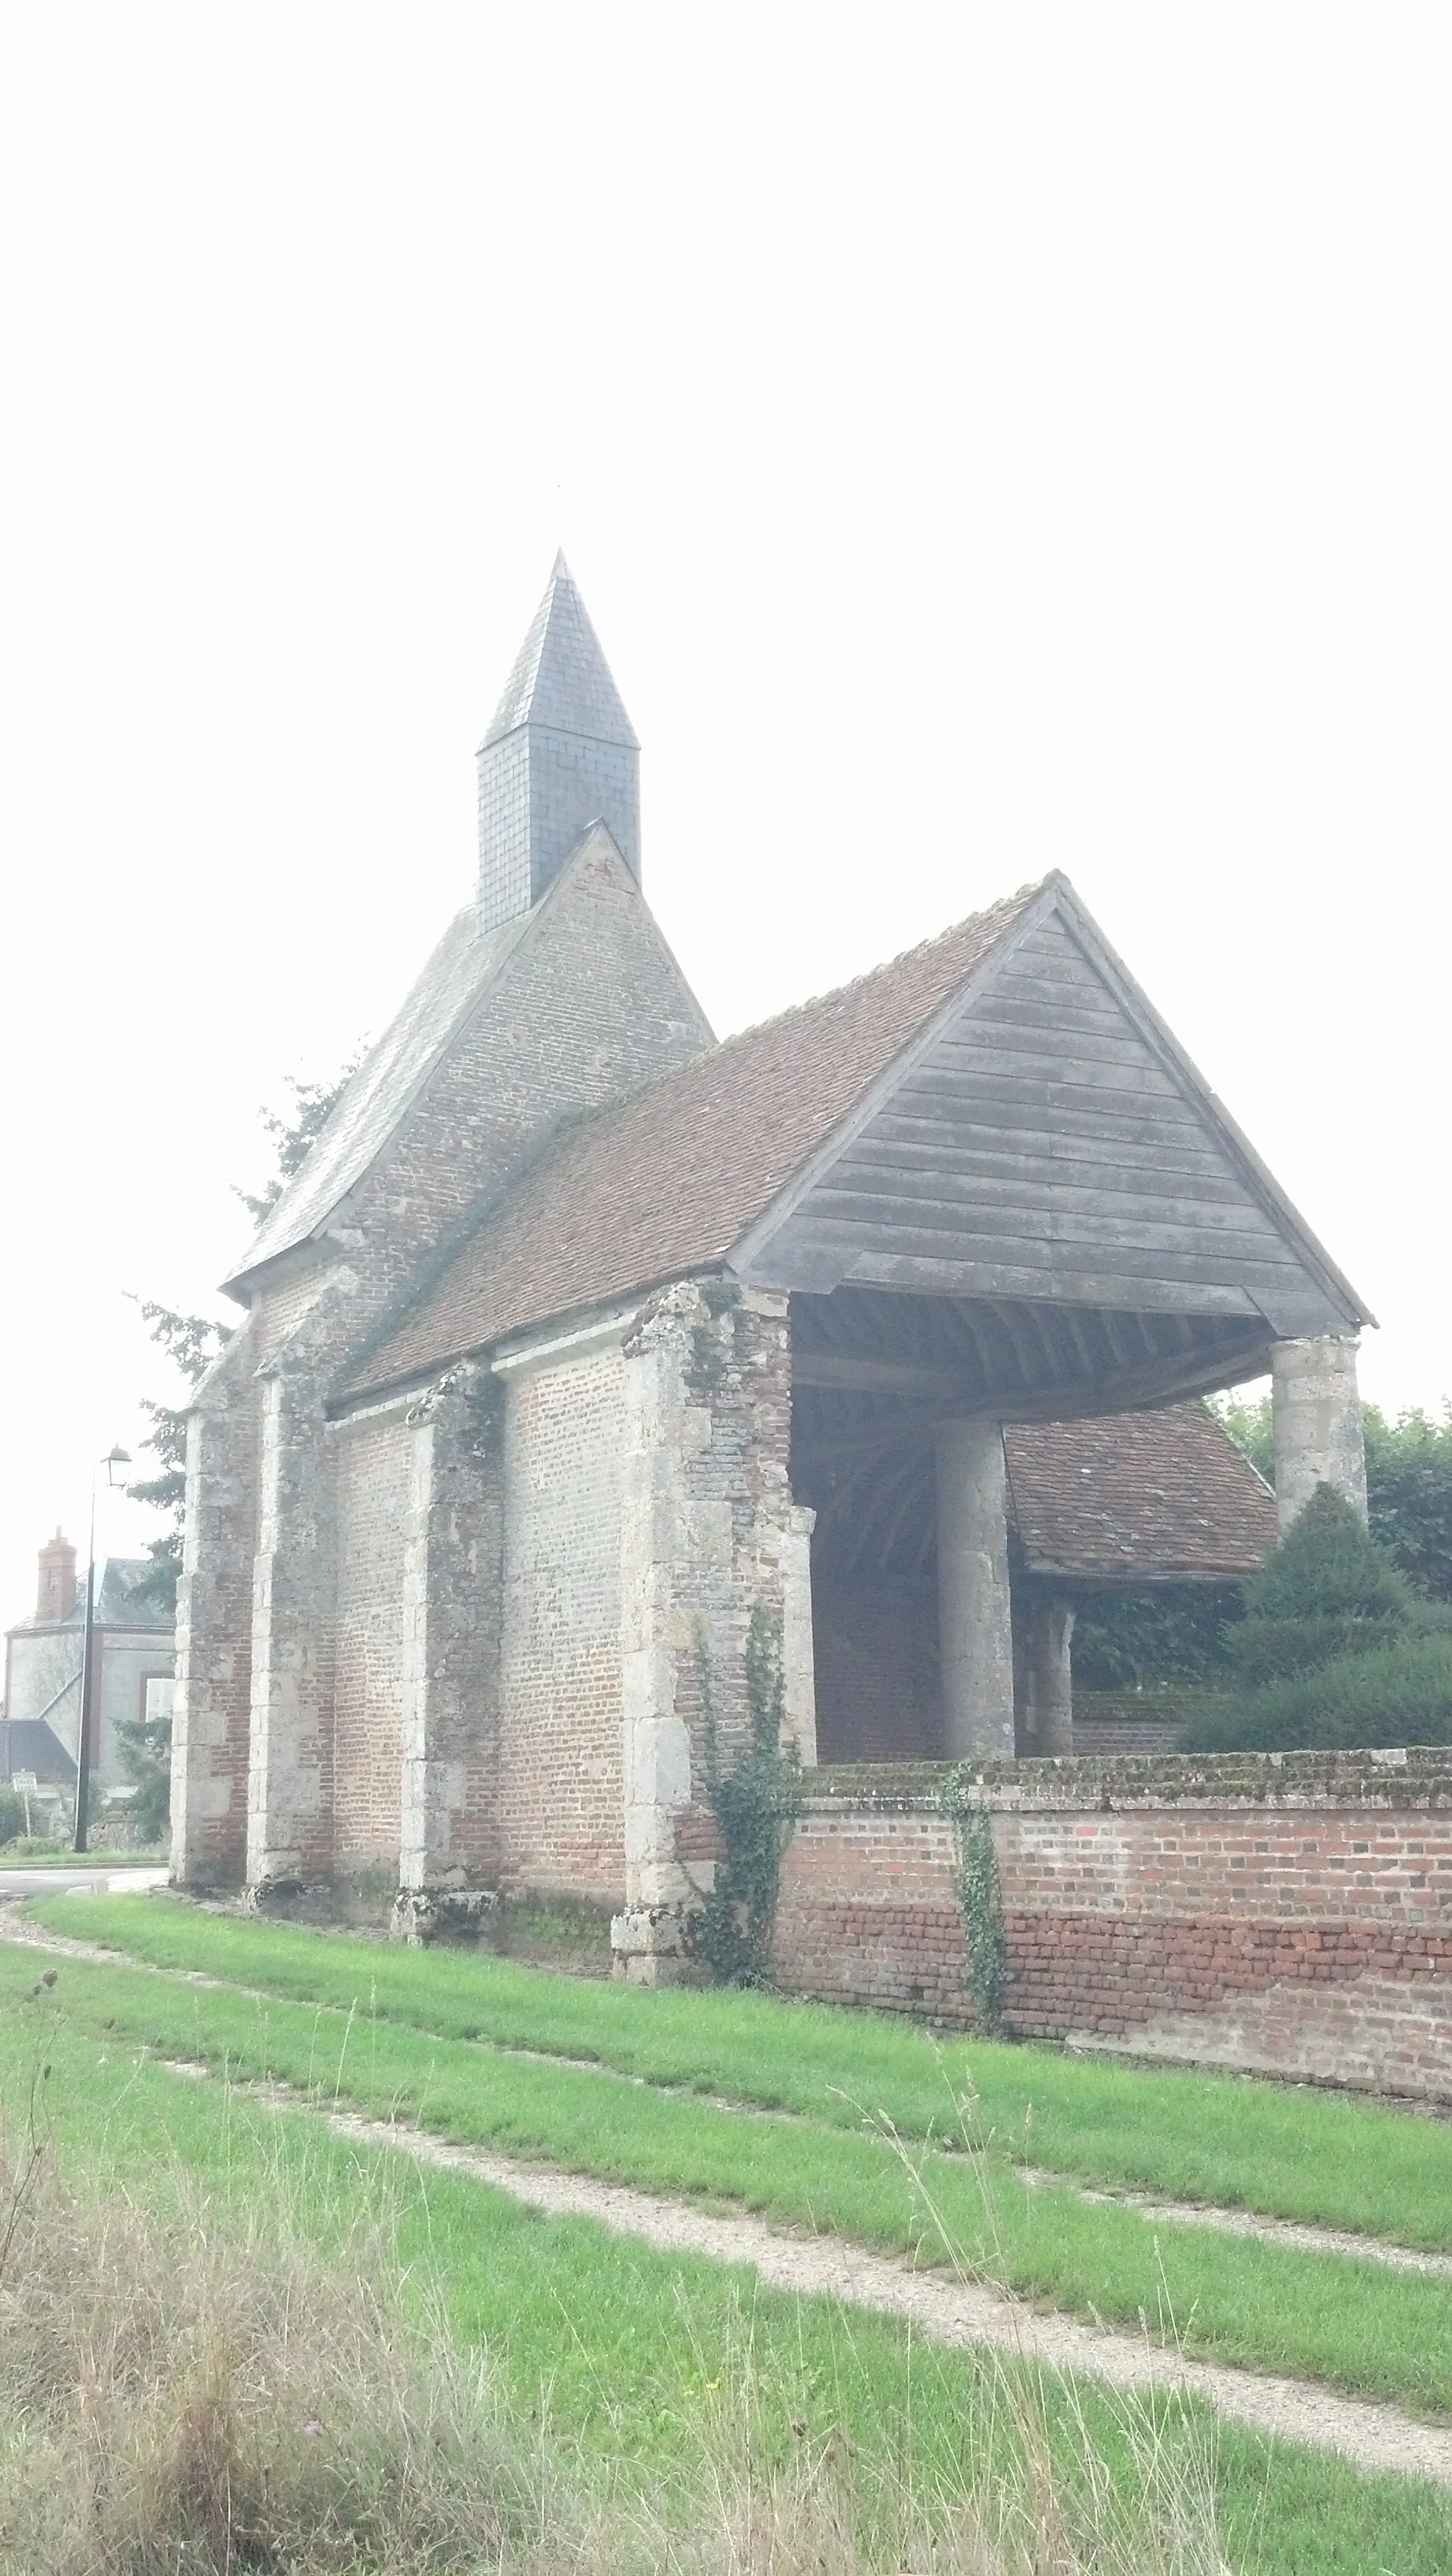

{"left": 9, "top": 1907, "right": 1452, "bottom": 2481}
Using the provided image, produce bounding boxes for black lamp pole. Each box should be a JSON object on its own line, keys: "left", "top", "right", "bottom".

{"left": 73, "top": 1446, "right": 130, "bottom": 1856}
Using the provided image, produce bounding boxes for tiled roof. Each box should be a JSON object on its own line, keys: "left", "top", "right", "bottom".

{"left": 225, "top": 901, "right": 535, "bottom": 1290}
{"left": 1005, "top": 1405, "right": 1276, "bottom": 1580}
{"left": 481, "top": 553, "right": 638, "bottom": 751}
{"left": 343, "top": 881, "right": 1044, "bottom": 1397}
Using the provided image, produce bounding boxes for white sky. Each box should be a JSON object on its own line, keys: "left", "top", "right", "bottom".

{"left": 2, "top": 5, "right": 1449, "bottom": 1629}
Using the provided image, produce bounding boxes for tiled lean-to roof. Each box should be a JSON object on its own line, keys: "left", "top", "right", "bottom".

{"left": 1005, "top": 1403, "right": 1277, "bottom": 1581}
{"left": 342, "top": 882, "right": 1043, "bottom": 1397}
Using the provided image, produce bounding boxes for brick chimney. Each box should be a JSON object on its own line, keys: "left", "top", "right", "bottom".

{"left": 36, "top": 1528, "right": 77, "bottom": 1623}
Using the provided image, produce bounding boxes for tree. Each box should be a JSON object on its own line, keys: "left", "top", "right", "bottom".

{"left": 1220, "top": 1481, "right": 1411, "bottom": 1686}
{"left": 124, "top": 1305, "right": 233, "bottom": 1616}
{"left": 234, "top": 1059, "right": 361, "bottom": 1225}
{"left": 1217, "top": 1392, "right": 1452, "bottom": 1603}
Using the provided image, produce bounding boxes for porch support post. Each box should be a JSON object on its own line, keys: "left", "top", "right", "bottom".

{"left": 935, "top": 1417, "right": 1016, "bottom": 1758}
{"left": 1270, "top": 1335, "right": 1367, "bottom": 1536}
{"left": 1024, "top": 1592, "right": 1076, "bottom": 1755}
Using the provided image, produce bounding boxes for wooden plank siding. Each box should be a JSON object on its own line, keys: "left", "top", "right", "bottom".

{"left": 747, "top": 910, "right": 1353, "bottom": 1337}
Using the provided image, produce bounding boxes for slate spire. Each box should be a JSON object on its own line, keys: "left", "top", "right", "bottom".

{"left": 476, "top": 555, "right": 641, "bottom": 927}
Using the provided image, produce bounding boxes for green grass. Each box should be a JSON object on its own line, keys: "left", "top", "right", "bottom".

{"left": 40, "top": 1891, "right": 1452, "bottom": 2253}
{"left": 9, "top": 1938, "right": 1452, "bottom": 2424}
{"left": 5, "top": 1978, "right": 1452, "bottom": 2574}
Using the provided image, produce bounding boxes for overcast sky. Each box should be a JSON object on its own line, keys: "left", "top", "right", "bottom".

{"left": 2, "top": 4, "right": 1448, "bottom": 1625}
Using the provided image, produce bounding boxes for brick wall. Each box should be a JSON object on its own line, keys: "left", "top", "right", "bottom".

{"left": 497, "top": 1342, "right": 628, "bottom": 1900}
{"left": 772, "top": 1752, "right": 1452, "bottom": 2101}
{"left": 331, "top": 1413, "right": 412, "bottom": 1874}
{"left": 813, "top": 1578, "right": 940, "bottom": 1762}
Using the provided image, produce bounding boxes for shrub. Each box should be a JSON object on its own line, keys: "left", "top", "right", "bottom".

{"left": 0, "top": 1788, "right": 27, "bottom": 1848}
{"left": 1180, "top": 1631, "right": 1452, "bottom": 1754}
{"left": 1215, "top": 1484, "right": 1411, "bottom": 1688}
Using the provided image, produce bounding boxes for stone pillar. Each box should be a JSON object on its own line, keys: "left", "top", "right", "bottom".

{"left": 936, "top": 1417, "right": 1016, "bottom": 1758}
{"left": 246, "top": 1358, "right": 336, "bottom": 1896}
{"left": 394, "top": 1364, "right": 505, "bottom": 1940}
{"left": 613, "top": 1290, "right": 697, "bottom": 1983}
{"left": 1023, "top": 1593, "right": 1076, "bottom": 1755}
{"left": 781, "top": 1502, "right": 818, "bottom": 1767}
{"left": 170, "top": 1335, "right": 257, "bottom": 1892}
{"left": 1270, "top": 1335, "right": 1367, "bottom": 1536}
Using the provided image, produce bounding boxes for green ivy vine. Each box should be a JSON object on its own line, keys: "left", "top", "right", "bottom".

{"left": 939, "top": 1765, "right": 1008, "bottom": 2031}
{"left": 684, "top": 1603, "right": 800, "bottom": 1986}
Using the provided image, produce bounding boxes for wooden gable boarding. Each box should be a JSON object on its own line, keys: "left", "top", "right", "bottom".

{"left": 732, "top": 878, "right": 1367, "bottom": 1342}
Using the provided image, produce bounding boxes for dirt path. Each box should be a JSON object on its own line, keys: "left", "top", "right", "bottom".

{"left": 11, "top": 1906, "right": 1452, "bottom": 2483}
{"left": 10, "top": 1911, "right": 1452, "bottom": 2283}
{"left": 1013, "top": 2165, "right": 1452, "bottom": 2281}
{"left": 317, "top": 2104, "right": 1452, "bottom": 2488}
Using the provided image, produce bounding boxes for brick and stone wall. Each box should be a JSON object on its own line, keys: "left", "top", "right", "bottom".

{"left": 773, "top": 1751, "right": 1452, "bottom": 2101}
{"left": 496, "top": 1334, "right": 631, "bottom": 1901}
{"left": 331, "top": 1413, "right": 412, "bottom": 1874}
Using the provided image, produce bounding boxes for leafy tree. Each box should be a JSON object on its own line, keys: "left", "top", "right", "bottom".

{"left": 1212, "top": 1390, "right": 1274, "bottom": 1483}
{"left": 110, "top": 1702, "right": 173, "bottom": 1841}
{"left": 124, "top": 1305, "right": 233, "bottom": 1615}
{"left": 1069, "top": 1582, "right": 1243, "bottom": 1693}
{"left": 234, "top": 1059, "right": 361, "bottom": 1224}
{"left": 1216, "top": 1391, "right": 1452, "bottom": 1603}
{"left": 1364, "top": 1406, "right": 1452, "bottom": 1601}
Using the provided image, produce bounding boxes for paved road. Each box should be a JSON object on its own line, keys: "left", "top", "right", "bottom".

{"left": 0, "top": 1866, "right": 169, "bottom": 1902}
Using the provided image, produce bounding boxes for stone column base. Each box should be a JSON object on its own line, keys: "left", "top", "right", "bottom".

{"left": 610, "top": 1903, "right": 694, "bottom": 1985}
{"left": 391, "top": 1885, "right": 500, "bottom": 1946}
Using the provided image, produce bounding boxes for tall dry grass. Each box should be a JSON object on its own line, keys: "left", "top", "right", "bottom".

{"left": 0, "top": 2036, "right": 1232, "bottom": 2574}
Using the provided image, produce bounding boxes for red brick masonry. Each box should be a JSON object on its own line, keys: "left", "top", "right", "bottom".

{"left": 771, "top": 1751, "right": 1452, "bottom": 2101}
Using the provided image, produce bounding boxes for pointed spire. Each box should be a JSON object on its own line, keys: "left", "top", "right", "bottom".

{"left": 481, "top": 555, "right": 638, "bottom": 753}
{"left": 476, "top": 557, "right": 642, "bottom": 927}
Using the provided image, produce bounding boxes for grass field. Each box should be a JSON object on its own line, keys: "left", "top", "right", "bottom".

{"left": 13, "top": 1910, "right": 1452, "bottom": 2423}
{"left": 5, "top": 1964, "right": 1452, "bottom": 2574}
{"left": 40, "top": 1892, "right": 1452, "bottom": 2248}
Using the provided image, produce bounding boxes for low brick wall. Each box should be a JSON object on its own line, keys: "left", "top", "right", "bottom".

{"left": 772, "top": 1751, "right": 1452, "bottom": 2101}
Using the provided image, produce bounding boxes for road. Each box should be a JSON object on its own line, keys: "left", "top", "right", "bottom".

{"left": 0, "top": 1866, "right": 169, "bottom": 1902}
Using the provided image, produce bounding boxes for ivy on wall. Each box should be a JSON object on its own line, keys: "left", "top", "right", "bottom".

{"left": 684, "top": 1603, "right": 800, "bottom": 1986}
{"left": 938, "top": 1765, "right": 1008, "bottom": 2031}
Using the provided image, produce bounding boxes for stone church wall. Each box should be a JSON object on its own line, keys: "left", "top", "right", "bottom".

{"left": 772, "top": 1752, "right": 1452, "bottom": 2102}
{"left": 331, "top": 1411, "right": 413, "bottom": 1876}
{"left": 342, "top": 837, "right": 712, "bottom": 1322}
{"left": 496, "top": 1336, "right": 630, "bottom": 1900}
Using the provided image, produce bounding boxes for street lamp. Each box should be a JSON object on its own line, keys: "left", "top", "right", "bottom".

{"left": 73, "top": 1445, "right": 132, "bottom": 1855}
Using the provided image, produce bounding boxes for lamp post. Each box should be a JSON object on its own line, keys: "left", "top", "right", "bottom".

{"left": 73, "top": 1445, "right": 131, "bottom": 1855}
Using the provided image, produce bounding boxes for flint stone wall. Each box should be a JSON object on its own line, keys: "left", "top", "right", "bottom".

{"left": 772, "top": 1750, "right": 1452, "bottom": 2101}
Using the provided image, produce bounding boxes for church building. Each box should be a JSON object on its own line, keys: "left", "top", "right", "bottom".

{"left": 172, "top": 560, "right": 1370, "bottom": 1971}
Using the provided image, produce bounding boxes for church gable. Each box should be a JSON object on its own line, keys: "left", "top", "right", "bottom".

{"left": 736, "top": 882, "right": 1365, "bottom": 1336}
{"left": 226, "top": 556, "right": 706, "bottom": 1307}
{"left": 230, "top": 828, "right": 710, "bottom": 1313}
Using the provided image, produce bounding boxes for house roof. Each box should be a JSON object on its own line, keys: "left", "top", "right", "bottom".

{"left": 8, "top": 1559, "right": 171, "bottom": 1638}
{"left": 1005, "top": 1404, "right": 1277, "bottom": 1582}
{"left": 341, "top": 881, "right": 1044, "bottom": 1398}
{"left": 1, "top": 1718, "right": 76, "bottom": 1786}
